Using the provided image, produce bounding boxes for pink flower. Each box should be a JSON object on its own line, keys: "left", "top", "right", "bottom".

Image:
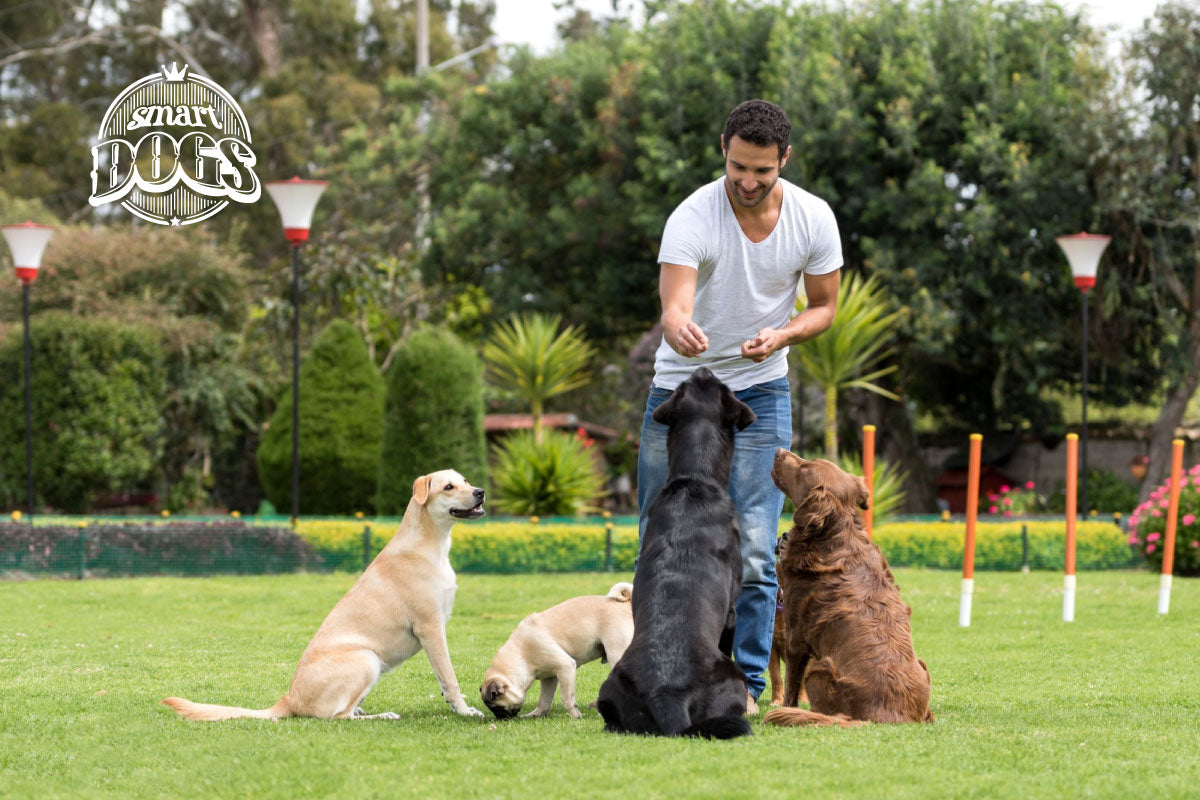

{"left": 1192, "top": 541, "right": 1199, "bottom": 549}
{"left": 1151, "top": 509, "right": 1162, "bottom": 517}
{"left": 1025, "top": 481, "right": 1035, "bottom": 490}
{"left": 1147, "top": 532, "right": 1162, "bottom": 542}
{"left": 1160, "top": 499, "right": 1169, "bottom": 508}
{"left": 989, "top": 505, "right": 999, "bottom": 514}
{"left": 1184, "top": 514, "right": 1196, "bottom": 526}
{"left": 1147, "top": 544, "right": 1157, "bottom": 553}
{"left": 1004, "top": 510, "right": 1013, "bottom": 517}
{"left": 1190, "top": 464, "right": 1200, "bottom": 476}
{"left": 1000, "top": 485, "right": 1011, "bottom": 493}
{"left": 1128, "top": 536, "right": 1141, "bottom": 545}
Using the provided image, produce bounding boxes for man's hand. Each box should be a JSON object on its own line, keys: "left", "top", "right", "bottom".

{"left": 741, "top": 327, "right": 786, "bottom": 363}
{"left": 665, "top": 319, "right": 709, "bottom": 358}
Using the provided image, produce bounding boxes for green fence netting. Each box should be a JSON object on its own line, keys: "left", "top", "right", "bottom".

{"left": 0, "top": 515, "right": 1148, "bottom": 579}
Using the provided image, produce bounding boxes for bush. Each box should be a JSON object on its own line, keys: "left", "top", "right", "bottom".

{"left": 292, "top": 519, "right": 635, "bottom": 573}
{"left": 490, "top": 429, "right": 606, "bottom": 516}
{"left": 1129, "top": 466, "right": 1200, "bottom": 576}
{"left": 872, "top": 520, "right": 1135, "bottom": 571}
{"left": 0, "top": 312, "right": 166, "bottom": 512}
{"left": 376, "top": 327, "right": 487, "bottom": 514}
{"left": 0, "top": 521, "right": 318, "bottom": 577}
{"left": 1046, "top": 468, "right": 1140, "bottom": 516}
{"left": 257, "top": 320, "right": 385, "bottom": 515}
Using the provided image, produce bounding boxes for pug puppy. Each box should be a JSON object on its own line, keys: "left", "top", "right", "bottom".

{"left": 481, "top": 582, "right": 633, "bottom": 719}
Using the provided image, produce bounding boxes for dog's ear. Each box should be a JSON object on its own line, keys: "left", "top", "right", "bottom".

{"left": 855, "top": 476, "right": 871, "bottom": 511}
{"left": 651, "top": 387, "right": 684, "bottom": 426}
{"left": 793, "top": 487, "right": 837, "bottom": 532}
{"left": 482, "top": 680, "right": 506, "bottom": 703}
{"left": 722, "top": 390, "right": 756, "bottom": 431}
{"left": 412, "top": 475, "right": 431, "bottom": 505}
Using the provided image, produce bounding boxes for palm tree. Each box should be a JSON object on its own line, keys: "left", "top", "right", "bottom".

{"left": 791, "top": 273, "right": 903, "bottom": 459}
{"left": 483, "top": 312, "right": 596, "bottom": 443}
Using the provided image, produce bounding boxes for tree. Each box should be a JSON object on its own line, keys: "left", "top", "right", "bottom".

{"left": 764, "top": 0, "right": 1160, "bottom": 438}
{"left": 790, "top": 273, "right": 902, "bottom": 459}
{"left": 256, "top": 320, "right": 385, "bottom": 514}
{"left": 376, "top": 327, "right": 487, "bottom": 514}
{"left": 483, "top": 312, "right": 596, "bottom": 443}
{"left": 1099, "top": 2, "right": 1200, "bottom": 502}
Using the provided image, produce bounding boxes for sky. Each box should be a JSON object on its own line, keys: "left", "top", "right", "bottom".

{"left": 491, "top": 0, "right": 1162, "bottom": 55}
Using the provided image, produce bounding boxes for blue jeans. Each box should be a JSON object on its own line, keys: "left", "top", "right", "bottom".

{"left": 636, "top": 377, "right": 791, "bottom": 700}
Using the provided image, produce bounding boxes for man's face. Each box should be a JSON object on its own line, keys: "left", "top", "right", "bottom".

{"left": 722, "top": 134, "right": 790, "bottom": 208}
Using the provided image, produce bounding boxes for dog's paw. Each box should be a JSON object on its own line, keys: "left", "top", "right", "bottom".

{"left": 522, "top": 710, "right": 548, "bottom": 718}
{"left": 567, "top": 708, "right": 583, "bottom": 720}
{"left": 455, "top": 705, "right": 484, "bottom": 718}
{"left": 377, "top": 711, "right": 401, "bottom": 720}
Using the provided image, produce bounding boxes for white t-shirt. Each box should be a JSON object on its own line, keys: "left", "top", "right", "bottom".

{"left": 653, "top": 177, "right": 843, "bottom": 391}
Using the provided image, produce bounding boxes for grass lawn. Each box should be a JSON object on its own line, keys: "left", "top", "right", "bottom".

{"left": 1, "top": 569, "right": 1197, "bottom": 800}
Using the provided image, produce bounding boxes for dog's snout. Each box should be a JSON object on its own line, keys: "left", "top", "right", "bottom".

{"left": 473, "top": 488, "right": 485, "bottom": 502}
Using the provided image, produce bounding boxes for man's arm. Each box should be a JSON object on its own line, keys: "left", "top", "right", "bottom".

{"left": 660, "top": 263, "right": 709, "bottom": 357}
{"left": 740, "top": 269, "right": 840, "bottom": 363}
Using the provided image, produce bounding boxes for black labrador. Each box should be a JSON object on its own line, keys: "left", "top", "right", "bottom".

{"left": 596, "top": 367, "right": 756, "bottom": 739}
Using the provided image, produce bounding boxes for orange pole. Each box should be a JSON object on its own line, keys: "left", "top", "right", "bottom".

{"left": 863, "top": 425, "right": 876, "bottom": 538}
{"left": 1162, "top": 439, "right": 1184, "bottom": 576}
{"left": 1065, "top": 434, "right": 1078, "bottom": 575}
{"left": 1159, "top": 439, "right": 1184, "bottom": 614}
{"left": 963, "top": 434, "right": 981, "bottom": 580}
{"left": 1063, "top": 434, "right": 1078, "bottom": 622}
{"left": 960, "top": 433, "right": 982, "bottom": 627}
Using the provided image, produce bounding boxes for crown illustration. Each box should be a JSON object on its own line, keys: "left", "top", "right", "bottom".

{"left": 161, "top": 62, "right": 189, "bottom": 82}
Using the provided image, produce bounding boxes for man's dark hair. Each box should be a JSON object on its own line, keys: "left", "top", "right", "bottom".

{"left": 722, "top": 100, "right": 791, "bottom": 159}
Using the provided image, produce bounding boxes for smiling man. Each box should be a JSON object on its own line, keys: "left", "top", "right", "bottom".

{"left": 636, "top": 99, "right": 843, "bottom": 713}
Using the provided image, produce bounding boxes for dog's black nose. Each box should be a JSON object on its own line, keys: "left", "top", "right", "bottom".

{"left": 473, "top": 488, "right": 485, "bottom": 501}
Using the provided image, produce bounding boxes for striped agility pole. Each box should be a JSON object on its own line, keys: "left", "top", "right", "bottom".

{"left": 960, "top": 433, "right": 982, "bottom": 627}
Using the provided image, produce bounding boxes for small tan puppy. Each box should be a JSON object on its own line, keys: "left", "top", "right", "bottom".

{"left": 481, "top": 582, "right": 633, "bottom": 719}
{"left": 163, "top": 470, "right": 486, "bottom": 721}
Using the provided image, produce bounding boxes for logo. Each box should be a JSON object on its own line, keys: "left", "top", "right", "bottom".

{"left": 89, "top": 63, "right": 260, "bottom": 226}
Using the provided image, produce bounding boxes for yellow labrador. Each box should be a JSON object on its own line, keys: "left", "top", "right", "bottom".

{"left": 481, "top": 582, "right": 634, "bottom": 719}
{"left": 163, "top": 470, "right": 486, "bottom": 721}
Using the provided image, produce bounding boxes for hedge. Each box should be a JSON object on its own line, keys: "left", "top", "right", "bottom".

{"left": 0, "top": 521, "right": 318, "bottom": 577}
{"left": 293, "top": 519, "right": 637, "bottom": 573}
{"left": 289, "top": 518, "right": 1138, "bottom": 574}
{"left": 871, "top": 520, "right": 1137, "bottom": 571}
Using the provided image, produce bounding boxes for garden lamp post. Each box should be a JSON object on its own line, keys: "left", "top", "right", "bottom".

{"left": 2, "top": 221, "right": 55, "bottom": 522}
{"left": 264, "top": 177, "right": 328, "bottom": 524}
{"left": 1056, "top": 232, "right": 1111, "bottom": 520}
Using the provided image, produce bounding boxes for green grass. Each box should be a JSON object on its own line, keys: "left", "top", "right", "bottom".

{"left": 1, "top": 569, "right": 1197, "bottom": 799}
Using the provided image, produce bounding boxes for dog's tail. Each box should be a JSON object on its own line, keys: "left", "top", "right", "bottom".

{"left": 762, "top": 707, "right": 862, "bottom": 728}
{"left": 162, "top": 695, "right": 292, "bottom": 722}
{"left": 682, "top": 714, "right": 753, "bottom": 739}
{"left": 606, "top": 582, "right": 633, "bottom": 602}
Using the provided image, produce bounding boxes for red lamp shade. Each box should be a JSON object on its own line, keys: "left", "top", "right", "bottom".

{"left": 2, "top": 221, "right": 55, "bottom": 284}
{"left": 264, "top": 177, "right": 329, "bottom": 244}
{"left": 1056, "top": 232, "right": 1110, "bottom": 292}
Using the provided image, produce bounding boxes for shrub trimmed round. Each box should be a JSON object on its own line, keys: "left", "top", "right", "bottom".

{"left": 257, "top": 320, "right": 384, "bottom": 514}
{"left": 376, "top": 327, "right": 486, "bottom": 515}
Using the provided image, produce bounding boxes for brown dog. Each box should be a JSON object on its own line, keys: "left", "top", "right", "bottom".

{"left": 163, "top": 470, "right": 487, "bottom": 721}
{"left": 763, "top": 452, "right": 933, "bottom": 727}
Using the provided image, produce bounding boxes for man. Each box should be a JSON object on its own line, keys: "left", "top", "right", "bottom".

{"left": 637, "top": 99, "right": 842, "bottom": 713}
